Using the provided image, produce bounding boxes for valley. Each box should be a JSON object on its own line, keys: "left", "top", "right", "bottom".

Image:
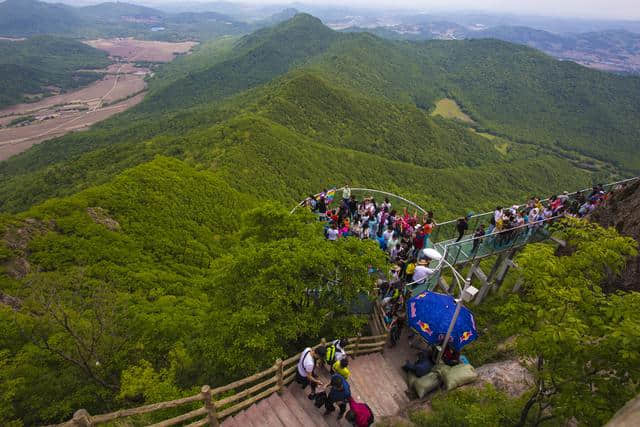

{"left": 0, "top": 38, "right": 196, "bottom": 161}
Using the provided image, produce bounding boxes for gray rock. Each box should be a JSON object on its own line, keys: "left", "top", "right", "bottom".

{"left": 475, "top": 359, "right": 534, "bottom": 397}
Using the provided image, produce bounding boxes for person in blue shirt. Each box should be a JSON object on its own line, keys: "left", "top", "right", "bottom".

{"left": 376, "top": 232, "right": 387, "bottom": 251}
{"left": 324, "top": 374, "right": 351, "bottom": 419}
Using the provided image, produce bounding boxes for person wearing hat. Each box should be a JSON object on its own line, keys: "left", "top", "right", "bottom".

{"left": 323, "top": 373, "right": 351, "bottom": 418}
{"left": 412, "top": 258, "right": 435, "bottom": 284}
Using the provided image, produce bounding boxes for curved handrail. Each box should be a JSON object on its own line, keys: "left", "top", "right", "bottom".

{"left": 290, "top": 187, "right": 428, "bottom": 215}
{"left": 434, "top": 176, "right": 639, "bottom": 229}
{"left": 403, "top": 213, "right": 567, "bottom": 294}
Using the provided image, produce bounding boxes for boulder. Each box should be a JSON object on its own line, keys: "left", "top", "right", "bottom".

{"left": 475, "top": 359, "right": 534, "bottom": 398}
{"left": 606, "top": 393, "right": 640, "bottom": 427}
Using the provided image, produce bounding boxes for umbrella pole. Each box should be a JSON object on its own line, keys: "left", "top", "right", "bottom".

{"left": 436, "top": 297, "right": 463, "bottom": 364}
{"left": 436, "top": 269, "right": 473, "bottom": 364}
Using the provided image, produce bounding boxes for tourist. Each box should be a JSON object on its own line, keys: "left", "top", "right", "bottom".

{"left": 455, "top": 216, "right": 468, "bottom": 242}
{"left": 326, "top": 223, "right": 339, "bottom": 241}
{"left": 346, "top": 397, "right": 374, "bottom": 427}
{"left": 342, "top": 183, "right": 351, "bottom": 201}
{"left": 402, "top": 350, "right": 433, "bottom": 377}
{"left": 412, "top": 259, "right": 434, "bottom": 284}
{"left": 323, "top": 374, "right": 351, "bottom": 418}
{"left": 296, "top": 347, "right": 322, "bottom": 399}
{"left": 472, "top": 224, "right": 485, "bottom": 253}
{"left": 333, "top": 358, "right": 350, "bottom": 380}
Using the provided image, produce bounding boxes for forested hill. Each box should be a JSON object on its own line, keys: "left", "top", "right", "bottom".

{"left": 0, "top": 36, "right": 111, "bottom": 108}
{"left": 0, "top": 13, "right": 639, "bottom": 425}
{"left": 140, "top": 15, "right": 640, "bottom": 172}
{"left": 0, "top": 0, "right": 261, "bottom": 41}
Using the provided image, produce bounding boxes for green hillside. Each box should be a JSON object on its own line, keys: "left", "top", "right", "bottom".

{"left": 0, "top": 0, "right": 81, "bottom": 36}
{"left": 0, "top": 36, "right": 111, "bottom": 108}
{"left": 0, "top": 15, "right": 639, "bottom": 424}
{"left": 0, "top": 0, "right": 254, "bottom": 41}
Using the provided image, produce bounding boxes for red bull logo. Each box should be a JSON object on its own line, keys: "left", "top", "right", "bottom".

{"left": 460, "top": 331, "right": 473, "bottom": 343}
{"left": 410, "top": 302, "right": 416, "bottom": 318}
{"left": 417, "top": 320, "right": 433, "bottom": 336}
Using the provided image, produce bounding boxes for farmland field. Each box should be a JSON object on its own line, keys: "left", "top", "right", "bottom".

{"left": 0, "top": 38, "right": 197, "bottom": 161}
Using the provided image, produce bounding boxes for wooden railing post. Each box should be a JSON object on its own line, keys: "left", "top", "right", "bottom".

{"left": 201, "top": 385, "right": 219, "bottom": 427}
{"left": 72, "top": 409, "right": 92, "bottom": 427}
{"left": 276, "top": 358, "right": 284, "bottom": 394}
{"left": 353, "top": 333, "right": 361, "bottom": 358}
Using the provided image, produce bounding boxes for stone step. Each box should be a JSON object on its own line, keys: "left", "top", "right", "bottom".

{"left": 369, "top": 352, "right": 410, "bottom": 405}
{"left": 244, "top": 403, "right": 264, "bottom": 427}
{"left": 267, "top": 392, "right": 307, "bottom": 426}
{"left": 287, "top": 379, "right": 332, "bottom": 427}
{"left": 345, "top": 355, "right": 384, "bottom": 416}
{"left": 353, "top": 354, "right": 399, "bottom": 416}
{"left": 256, "top": 398, "right": 285, "bottom": 427}
{"left": 219, "top": 414, "right": 238, "bottom": 427}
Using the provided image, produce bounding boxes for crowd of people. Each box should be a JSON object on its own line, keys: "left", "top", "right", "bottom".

{"left": 303, "top": 182, "right": 625, "bottom": 350}
{"left": 292, "top": 181, "right": 629, "bottom": 409}
{"left": 296, "top": 340, "right": 374, "bottom": 426}
{"left": 306, "top": 183, "right": 618, "bottom": 261}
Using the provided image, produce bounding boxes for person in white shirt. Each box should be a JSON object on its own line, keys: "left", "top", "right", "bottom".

{"left": 342, "top": 184, "right": 351, "bottom": 201}
{"left": 296, "top": 347, "right": 322, "bottom": 399}
{"left": 412, "top": 259, "right": 435, "bottom": 284}
{"left": 382, "top": 226, "right": 394, "bottom": 242}
{"left": 326, "top": 223, "right": 340, "bottom": 241}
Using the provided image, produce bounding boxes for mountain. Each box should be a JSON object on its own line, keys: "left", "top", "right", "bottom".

{"left": 77, "top": 1, "right": 165, "bottom": 22}
{"left": 0, "top": 0, "right": 251, "bottom": 40}
{"left": 469, "top": 27, "right": 640, "bottom": 74}
{"left": 0, "top": 36, "right": 111, "bottom": 108}
{"left": 350, "top": 21, "right": 640, "bottom": 74}
{"left": 1, "top": 14, "right": 639, "bottom": 425}
{"left": 0, "top": 0, "right": 81, "bottom": 36}
{"left": 3, "top": 13, "right": 635, "bottom": 214}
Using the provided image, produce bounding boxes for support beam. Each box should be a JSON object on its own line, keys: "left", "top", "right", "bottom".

{"left": 493, "top": 248, "right": 520, "bottom": 293}
{"left": 475, "top": 253, "right": 505, "bottom": 305}
{"left": 438, "top": 275, "right": 450, "bottom": 293}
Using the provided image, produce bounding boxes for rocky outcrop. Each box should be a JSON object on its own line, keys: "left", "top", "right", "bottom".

{"left": 2, "top": 217, "right": 50, "bottom": 279}
{"left": 590, "top": 180, "right": 640, "bottom": 292}
{"left": 0, "top": 291, "right": 21, "bottom": 310}
{"left": 475, "top": 359, "right": 534, "bottom": 398}
{"left": 87, "top": 207, "right": 121, "bottom": 231}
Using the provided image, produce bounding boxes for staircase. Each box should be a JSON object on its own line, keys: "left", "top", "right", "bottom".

{"left": 220, "top": 353, "right": 409, "bottom": 426}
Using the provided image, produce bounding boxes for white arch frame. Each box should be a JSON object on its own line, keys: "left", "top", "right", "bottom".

{"left": 290, "top": 187, "right": 428, "bottom": 215}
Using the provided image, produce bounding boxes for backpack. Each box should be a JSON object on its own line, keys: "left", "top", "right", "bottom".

{"left": 406, "top": 263, "right": 416, "bottom": 275}
{"left": 314, "top": 391, "right": 327, "bottom": 408}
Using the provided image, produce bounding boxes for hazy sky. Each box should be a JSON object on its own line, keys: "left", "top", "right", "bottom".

{"left": 142, "top": 0, "right": 640, "bottom": 20}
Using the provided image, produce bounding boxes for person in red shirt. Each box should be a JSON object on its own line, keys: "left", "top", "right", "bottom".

{"left": 413, "top": 226, "right": 426, "bottom": 254}
{"left": 346, "top": 397, "right": 374, "bottom": 426}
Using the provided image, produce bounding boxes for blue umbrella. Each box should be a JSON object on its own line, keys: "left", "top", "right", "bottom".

{"left": 407, "top": 290, "right": 478, "bottom": 351}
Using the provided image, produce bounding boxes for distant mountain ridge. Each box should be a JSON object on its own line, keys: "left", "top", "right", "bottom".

{"left": 0, "top": 0, "right": 288, "bottom": 40}
{"left": 346, "top": 21, "right": 640, "bottom": 74}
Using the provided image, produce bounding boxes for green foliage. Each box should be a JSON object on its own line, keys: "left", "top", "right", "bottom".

{"left": 1, "top": 15, "right": 639, "bottom": 426}
{"left": 0, "top": 36, "right": 110, "bottom": 108}
{"left": 410, "top": 384, "right": 525, "bottom": 426}
{"left": 495, "top": 218, "right": 640, "bottom": 425}
{"left": 0, "top": 158, "right": 388, "bottom": 424}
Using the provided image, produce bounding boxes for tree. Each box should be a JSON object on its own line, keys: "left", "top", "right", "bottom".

{"left": 190, "top": 204, "right": 389, "bottom": 382}
{"left": 498, "top": 218, "right": 640, "bottom": 426}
